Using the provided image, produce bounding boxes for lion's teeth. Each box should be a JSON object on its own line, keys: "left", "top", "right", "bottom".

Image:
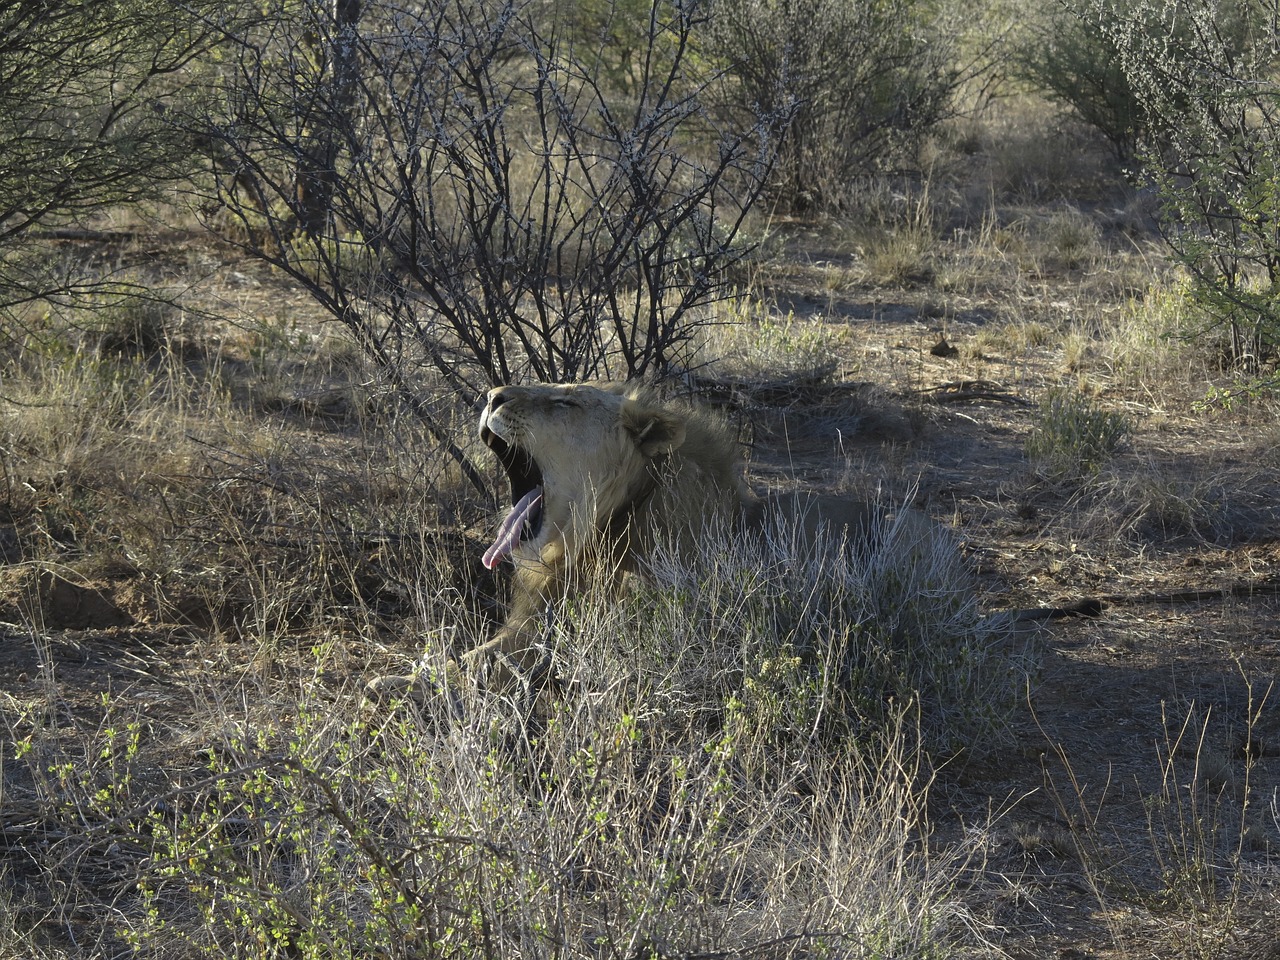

{"left": 482, "top": 487, "right": 543, "bottom": 569}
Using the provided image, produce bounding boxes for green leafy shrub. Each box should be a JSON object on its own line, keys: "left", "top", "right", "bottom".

{"left": 1097, "top": 0, "right": 1280, "bottom": 370}
{"left": 1011, "top": 0, "right": 1148, "bottom": 162}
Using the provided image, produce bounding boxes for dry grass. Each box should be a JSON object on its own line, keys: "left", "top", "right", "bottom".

{"left": 3, "top": 518, "right": 1002, "bottom": 958}
{"left": 1036, "top": 677, "right": 1278, "bottom": 960}
{"left": 700, "top": 296, "right": 856, "bottom": 382}
{"left": 2, "top": 85, "right": 1279, "bottom": 960}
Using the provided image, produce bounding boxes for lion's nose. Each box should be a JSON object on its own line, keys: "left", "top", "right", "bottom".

{"left": 487, "top": 387, "right": 510, "bottom": 410}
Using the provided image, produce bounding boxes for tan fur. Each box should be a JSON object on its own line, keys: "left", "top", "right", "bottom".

{"left": 464, "top": 381, "right": 931, "bottom": 677}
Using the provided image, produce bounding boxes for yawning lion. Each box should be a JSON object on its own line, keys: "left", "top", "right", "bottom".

{"left": 463, "top": 380, "right": 935, "bottom": 678}
{"left": 365, "top": 380, "right": 1094, "bottom": 699}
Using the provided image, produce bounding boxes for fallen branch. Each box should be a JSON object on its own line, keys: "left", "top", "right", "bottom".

{"left": 1100, "top": 578, "right": 1280, "bottom": 607}
{"left": 916, "top": 380, "right": 1033, "bottom": 406}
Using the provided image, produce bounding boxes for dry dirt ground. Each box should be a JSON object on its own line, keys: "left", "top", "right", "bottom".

{"left": 752, "top": 242, "right": 1280, "bottom": 958}
{"left": 2, "top": 227, "right": 1279, "bottom": 958}
{"left": 749, "top": 236, "right": 1280, "bottom": 956}
{"left": 904, "top": 399, "right": 1280, "bottom": 960}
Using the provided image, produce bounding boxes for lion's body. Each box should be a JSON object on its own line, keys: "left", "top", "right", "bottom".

{"left": 467, "top": 381, "right": 936, "bottom": 674}
{"left": 362, "top": 380, "right": 1096, "bottom": 699}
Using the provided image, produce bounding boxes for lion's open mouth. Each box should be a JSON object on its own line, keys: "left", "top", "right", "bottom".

{"left": 480, "top": 425, "right": 545, "bottom": 569}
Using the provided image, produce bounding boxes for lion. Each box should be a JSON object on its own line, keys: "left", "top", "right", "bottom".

{"left": 459, "top": 381, "right": 949, "bottom": 677}
{"left": 369, "top": 380, "right": 1095, "bottom": 698}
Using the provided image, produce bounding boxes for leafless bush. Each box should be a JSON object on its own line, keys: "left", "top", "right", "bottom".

{"left": 704, "top": 0, "right": 971, "bottom": 210}
{"left": 0, "top": 0, "right": 226, "bottom": 342}
{"left": 187, "top": 0, "right": 789, "bottom": 485}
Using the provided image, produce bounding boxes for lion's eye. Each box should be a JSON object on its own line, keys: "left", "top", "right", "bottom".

{"left": 552, "top": 397, "right": 580, "bottom": 408}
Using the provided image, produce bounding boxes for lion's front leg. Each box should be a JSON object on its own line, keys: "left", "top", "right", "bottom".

{"left": 457, "top": 561, "right": 560, "bottom": 690}
{"left": 365, "top": 616, "right": 544, "bottom": 704}
{"left": 363, "top": 626, "right": 457, "bottom": 705}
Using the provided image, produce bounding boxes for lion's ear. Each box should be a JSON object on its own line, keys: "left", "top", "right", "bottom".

{"left": 622, "top": 402, "right": 687, "bottom": 457}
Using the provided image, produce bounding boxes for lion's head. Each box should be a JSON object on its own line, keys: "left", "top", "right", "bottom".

{"left": 479, "top": 382, "right": 748, "bottom": 572}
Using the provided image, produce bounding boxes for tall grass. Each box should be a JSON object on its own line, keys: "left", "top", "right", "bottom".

{"left": 3, "top": 478, "right": 1020, "bottom": 957}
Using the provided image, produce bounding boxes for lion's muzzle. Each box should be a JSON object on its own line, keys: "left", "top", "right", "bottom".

{"left": 480, "top": 388, "right": 546, "bottom": 568}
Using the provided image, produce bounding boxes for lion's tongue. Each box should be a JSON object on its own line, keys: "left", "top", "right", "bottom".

{"left": 482, "top": 487, "right": 543, "bottom": 569}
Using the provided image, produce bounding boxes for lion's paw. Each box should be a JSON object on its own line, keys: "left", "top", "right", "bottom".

{"left": 364, "top": 671, "right": 430, "bottom": 703}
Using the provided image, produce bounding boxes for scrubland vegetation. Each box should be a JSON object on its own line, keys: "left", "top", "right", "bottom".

{"left": 1, "top": 0, "right": 1278, "bottom": 957}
